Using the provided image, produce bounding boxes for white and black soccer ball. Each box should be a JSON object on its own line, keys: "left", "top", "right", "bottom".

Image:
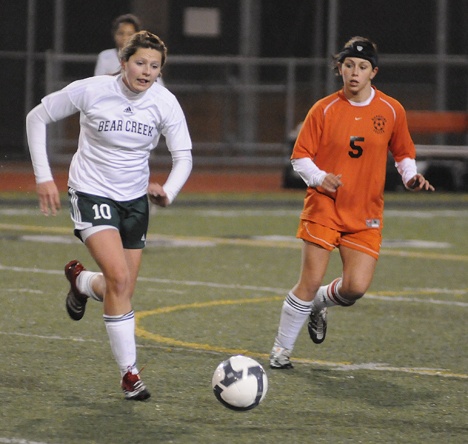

{"left": 212, "top": 355, "right": 268, "bottom": 411}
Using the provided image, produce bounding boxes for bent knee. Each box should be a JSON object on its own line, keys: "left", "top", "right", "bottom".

{"left": 340, "top": 283, "right": 368, "bottom": 302}
{"left": 345, "top": 291, "right": 365, "bottom": 302}
{"left": 104, "top": 271, "right": 132, "bottom": 296}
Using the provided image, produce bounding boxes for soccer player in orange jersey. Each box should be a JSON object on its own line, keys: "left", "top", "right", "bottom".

{"left": 270, "top": 36, "right": 434, "bottom": 369}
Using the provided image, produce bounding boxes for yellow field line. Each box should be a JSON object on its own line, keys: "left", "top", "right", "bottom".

{"left": 135, "top": 297, "right": 352, "bottom": 367}
{"left": 135, "top": 297, "right": 468, "bottom": 380}
{"left": 0, "top": 223, "right": 70, "bottom": 234}
{"left": 2, "top": 223, "right": 468, "bottom": 262}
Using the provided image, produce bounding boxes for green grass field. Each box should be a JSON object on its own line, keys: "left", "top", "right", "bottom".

{"left": 0, "top": 191, "right": 467, "bottom": 444}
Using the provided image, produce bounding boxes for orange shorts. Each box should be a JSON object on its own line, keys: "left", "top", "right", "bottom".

{"left": 297, "top": 220, "right": 381, "bottom": 260}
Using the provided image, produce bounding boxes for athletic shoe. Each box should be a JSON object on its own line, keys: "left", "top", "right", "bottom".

{"left": 308, "top": 306, "right": 328, "bottom": 344}
{"left": 269, "top": 346, "right": 294, "bottom": 369}
{"left": 121, "top": 371, "right": 151, "bottom": 401}
{"left": 64, "top": 260, "right": 88, "bottom": 321}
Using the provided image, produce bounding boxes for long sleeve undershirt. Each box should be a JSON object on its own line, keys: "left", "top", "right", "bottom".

{"left": 291, "top": 156, "right": 417, "bottom": 189}
{"left": 26, "top": 102, "right": 192, "bottom": 204}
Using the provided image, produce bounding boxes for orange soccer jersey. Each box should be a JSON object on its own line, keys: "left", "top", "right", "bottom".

{"left": 293, "top": 87, "right": 416, "bottom": 233}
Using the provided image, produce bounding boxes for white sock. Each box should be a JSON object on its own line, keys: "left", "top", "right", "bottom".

{"left": 273, "top": 292, "right": 313, "bottom": 351}
{"left": 103, "top": 311, "right": 138, "bottom": 377}
{"left": 76, "top": 271, "right": 103, "bottom": 302}
{"left": 312, "top": 277, "right": 352, "bottom": 310}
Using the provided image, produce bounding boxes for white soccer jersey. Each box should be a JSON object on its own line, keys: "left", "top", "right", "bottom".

{"left": 94, "top": 48, "right": 120, "bottom": 75}
{"left": 39, "top": 75, "right": 191, "bottom": 201}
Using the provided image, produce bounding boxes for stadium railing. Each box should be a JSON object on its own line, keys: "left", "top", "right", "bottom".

{"left": 26, "top": 52, "right": 468, "bottom": 175}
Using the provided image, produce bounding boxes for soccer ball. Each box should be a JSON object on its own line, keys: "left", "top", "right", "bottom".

{"left": 212, "top": 355, "right": 268, "bottom": 411}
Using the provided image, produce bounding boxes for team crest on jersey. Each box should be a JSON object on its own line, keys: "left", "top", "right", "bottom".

{"left": 372, "top": 115, "right": 386, "bottom": 133}
{"left": 123, "top": 106, "right": 134, "bottom": 115}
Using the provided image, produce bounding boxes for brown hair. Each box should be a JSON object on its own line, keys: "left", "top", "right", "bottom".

{"left": 119, "top": 31, "right": 167, "bottom": 68}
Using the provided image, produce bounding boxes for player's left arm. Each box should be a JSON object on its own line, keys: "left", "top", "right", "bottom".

{"left": 390, "top": 102, "right": 434, "bottom": 192}
{"left": 148, "top": 149, "right": 193, "bottom": 207}
{"left": 396, "top": 158, "right": 435, "bottom": 192}
{"left": 406, "top": 172, "right": 435, "bottom": 192}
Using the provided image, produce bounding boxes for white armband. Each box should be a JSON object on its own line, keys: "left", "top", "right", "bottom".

{"left": 291, "top": 157, "right": 327, "bottom": 188}
{"left": 163, "top": 150, "right": 193, "bottom": 204}
{"left": 395, "top": 158, "right": 417, "bottom": 187}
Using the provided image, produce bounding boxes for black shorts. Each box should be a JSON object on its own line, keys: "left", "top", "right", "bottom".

{"left": 68, "top": 188, "right": 149, "bottom": 249}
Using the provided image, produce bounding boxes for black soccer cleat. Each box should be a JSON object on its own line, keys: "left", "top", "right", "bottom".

{"left": 308, "top": 307, "right": 328, "bottom": 344}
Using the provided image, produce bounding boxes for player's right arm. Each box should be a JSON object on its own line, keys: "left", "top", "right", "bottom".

{"left": 290, "top": 100, "right": 343, "bottom": 193}
{"left": 26, "top": 89, "right": 79, "bottom": 215}
{"left": 291, "top": 158, "right": 342, "bottom": 192}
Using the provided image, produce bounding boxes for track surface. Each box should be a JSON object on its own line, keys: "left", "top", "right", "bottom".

{"left": 0, "top": 163, "right": 286, "bottom": 193}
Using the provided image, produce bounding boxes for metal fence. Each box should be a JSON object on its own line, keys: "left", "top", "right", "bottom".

{"left": 38, "top": 51, "right": 468, "bottom": 168}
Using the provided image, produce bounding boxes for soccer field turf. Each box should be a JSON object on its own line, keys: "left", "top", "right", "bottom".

{"left": 0, "top": 192, "right": 467, "bottom": 443}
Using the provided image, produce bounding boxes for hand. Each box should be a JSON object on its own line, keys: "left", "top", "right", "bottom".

{"left": 321, "top": 173, "right": 343, "bottom": 193}
{"left": 406, "top": 173, "right": 435, "bottom": 192}
{"left": 147, "top": 182, "right": 170, "bottom": 207}
{"left": 36, "top": 180, "right": 61, "bottom": 216}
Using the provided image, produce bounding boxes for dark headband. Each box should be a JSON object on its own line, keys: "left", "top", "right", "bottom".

{"left": 338, "top": 41, "right": 378, "bottom": 68}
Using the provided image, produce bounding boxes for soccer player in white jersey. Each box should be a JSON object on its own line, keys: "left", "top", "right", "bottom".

{"left": 26, "top": 31, "right": 192, "bottom": 401}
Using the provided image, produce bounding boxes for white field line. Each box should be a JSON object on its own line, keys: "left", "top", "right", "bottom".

{"left": 2, "top": 208, "right": 468, "bottom": 217}
{"left": 0, "top": 438, "right": 51, "bottom": 444}
{"left": 0, "top": 330, "right": 466, "bottom": 380}
{"left": 0, "top": 263, "right": 467, "bottom": 306}
{"left": 1, "top": 263, "right": 467, "bottom": 380}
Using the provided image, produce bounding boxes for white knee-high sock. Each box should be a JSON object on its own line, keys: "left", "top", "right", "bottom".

{"left": 77, "top": 271, "right": 103, "bottom": 302}
{"left": 103, "top": 311, "right": 138, "bottom": 377}
{"left": 273, "top": 292, "right": 313, "bottom": 351}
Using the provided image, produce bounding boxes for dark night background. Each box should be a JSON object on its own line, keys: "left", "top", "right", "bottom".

{"left": 1, "top": 0, "right": 467, "bottom": 158}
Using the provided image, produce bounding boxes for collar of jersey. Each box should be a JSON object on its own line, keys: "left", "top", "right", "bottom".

{"left": 117, "top": 75, "right": 146, "bottom": 100}
{"left": 346, "top": 86, "right": 376, "bottom": 107}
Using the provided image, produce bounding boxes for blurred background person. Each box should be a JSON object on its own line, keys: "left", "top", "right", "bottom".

{"left": 94, "top": 13, "right": 142, "bottom": 75}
